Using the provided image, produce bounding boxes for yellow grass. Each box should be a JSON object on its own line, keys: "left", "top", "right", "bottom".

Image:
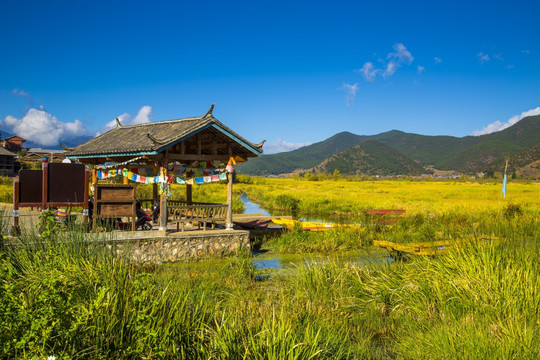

{"left": 237, "top": 177, "right": 540, "bottom": 216}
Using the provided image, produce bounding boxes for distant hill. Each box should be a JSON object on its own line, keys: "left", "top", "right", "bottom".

{"left": 237, "top": 131, "right": 367, "bottom": 175}
{"left": 311, "top": 140, "right": 427, "bottom": 176}
{"left": 237, "top": 115, "right": 540, "bottom": 176}
{"left": 484, "top": 142, "right": 540, "bottom": 178}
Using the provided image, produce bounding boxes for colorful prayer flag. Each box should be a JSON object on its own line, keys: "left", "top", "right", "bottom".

{"left": 502, "top": 173, "right": 507, "bottom": 198}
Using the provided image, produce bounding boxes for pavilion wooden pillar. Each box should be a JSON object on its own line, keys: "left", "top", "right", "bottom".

{"left": 226, "top": 144, "right": 234, "bottom": 230}
{"left": 152, "top": 164, "right": 159, "bottom": 211}
{"left": 186, "top": 184, "right": 192, "bottom": 205}
{"left": 226, "top": 171, "right": 233, "bottom": 230}
{"left": 91, "top": 168, "right": 98, "bottom": 230}
{"left": 152, "top": 183, "right": 158, "bottom": 205}
{"left": 159, "top": 153, "right": 168, "bottom": 231}
{"left": 12, "top": 179, "right": 19, "bottom": 229}
{"left": 82, "top": 168, "right": 90, "bottom": 225}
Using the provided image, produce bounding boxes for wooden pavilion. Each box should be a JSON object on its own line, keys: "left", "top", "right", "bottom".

{"left": 64, "top": 105, "right": 264, "bottom": 230}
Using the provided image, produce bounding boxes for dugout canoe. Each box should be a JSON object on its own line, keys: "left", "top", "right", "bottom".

{"left": 271, "top": 218, "right": 360, "bottom": 231}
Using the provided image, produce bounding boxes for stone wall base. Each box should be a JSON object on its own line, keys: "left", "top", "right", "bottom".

{"left": 107, "top": 230, "right": 250, "bottom": 264}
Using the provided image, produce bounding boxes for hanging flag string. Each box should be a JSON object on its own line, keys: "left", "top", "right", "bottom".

{"left": 96, "top": 156, "right": 144, "bottom": 169}
{"left": 96, "top": 162, "right": 233, "bottom": 185}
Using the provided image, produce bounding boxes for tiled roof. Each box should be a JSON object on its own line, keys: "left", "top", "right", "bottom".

{"left": 66, "top": 105, "right": 264, "bottom": 159}
{"left": 0, "top": 147, "right": 16, "bottom": 156}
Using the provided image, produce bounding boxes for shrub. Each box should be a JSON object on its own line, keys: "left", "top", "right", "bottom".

{"left": 503, "top": 203, "right": 523, "bottom": 219}
{"left": 274, "top": 194, "right": 300, "bottom": 215}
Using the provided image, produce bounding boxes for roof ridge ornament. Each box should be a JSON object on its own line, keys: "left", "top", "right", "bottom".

{"left": 60, "top": 143, "right": 75, "bottom": 151}
{"left": 203, "top": 104, "right": 215, "bottom": 118}
{"left": 115, "top": 118, "right": 123, "bottom": 128}
{"left": 147, "top": 133, "right": 168, "bottom": 145}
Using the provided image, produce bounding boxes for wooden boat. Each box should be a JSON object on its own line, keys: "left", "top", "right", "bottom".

{"left": 233, "top": 218, "right": 286, "bottom": 240}
{"left": 233, "top": 218, "right": 273, "bottom": 230}
{"left": 271, "top": 218, "right": 360, "bottom": 231}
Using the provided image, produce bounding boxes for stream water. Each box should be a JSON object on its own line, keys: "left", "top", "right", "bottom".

{"left": 240, "top": 193, "right": 270, "bottom": 216}
{"left": 239, "top": 194, "right": 392, "bottom": 275}
{"left": 252, "top": 249, "right": 393, "bottom": 279}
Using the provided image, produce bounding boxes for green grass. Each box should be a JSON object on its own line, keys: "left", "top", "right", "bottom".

{"left": 1, "top": 178, "right": 539, "bottom": 359}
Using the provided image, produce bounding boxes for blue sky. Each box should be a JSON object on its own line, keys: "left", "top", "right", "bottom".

{"left": 1, "top": 0, "right": 539, "bottom": 153}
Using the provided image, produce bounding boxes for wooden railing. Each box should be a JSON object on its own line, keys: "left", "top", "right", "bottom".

{"left": 168, "top": 202, "right": 228, "bottom": 231}
{"left": 136, "top": 199, "right": 228, "bottom": 231}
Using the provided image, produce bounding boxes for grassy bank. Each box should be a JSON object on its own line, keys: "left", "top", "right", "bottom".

{"left": 2, "top": 216, "right": 539, "bottom": 358}
{"left": 1, "top": 177, "right": 539, "bottom": 358}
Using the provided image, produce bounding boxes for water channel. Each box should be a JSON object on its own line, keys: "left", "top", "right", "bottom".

{"left": 240, "top": 193, "right": 393, "bottom": 277}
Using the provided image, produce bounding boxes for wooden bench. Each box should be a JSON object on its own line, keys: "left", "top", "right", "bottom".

{"left": 168, "top": 203, "right": 228, "bottom": 231}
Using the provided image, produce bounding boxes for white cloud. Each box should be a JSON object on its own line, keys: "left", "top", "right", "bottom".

{"left": 434, "top": 57, "right": 442, "bottom": 64}
{"left": 388, "top": 43, "right": 413, "bottom": 64}
{"left": 383, "top": 60, "right": 398, "bottom": 77}
{"left": 132, "top": 105, "right": 153, "bottom": 125}
{"left": 264, "top": 139, "right": 311, "bottom": 154}
{"left": 477, "top": 52, "right": 490, "bottom": 64}
{"left": 521, "top": 49, "right": 531, "bottom": 54}
{"left": 12, "top": 88, "right": 30, "bottom": 97}
{"left": 357, "top": 43, "right": 414, "bottom": 81}
{"left": 473, "top": 106, "right": 540, "bottom": 136}
{"left": 2, "top": 108, "right": 91, "bottom": 147}
{"left": 341, "top": 82, "right": 358, "bottom": 106}
{"left": 357, "top": 62, "right": 379, "bottom": 82}
{"left": 98, "top": 105, "right": 153, "bottom": 135}
{"left": 417, "top": 65, "right": 425, "bottom": 74}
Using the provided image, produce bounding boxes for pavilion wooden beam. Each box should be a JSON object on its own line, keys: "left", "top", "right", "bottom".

{"left": 157, "top": 154, "right": 231, "bottom": 162}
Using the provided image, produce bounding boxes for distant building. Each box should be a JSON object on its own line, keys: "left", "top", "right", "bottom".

{"left": 23, "top": 148, "right": 66, "bottom": 163}
{"left": 0, "top": 135, "right": 26, "bottom": 152}
{"left": 0, "top": 147, "right": 17, "bottom": 176}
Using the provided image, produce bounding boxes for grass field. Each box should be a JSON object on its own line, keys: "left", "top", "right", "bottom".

{"left": 235, "top": 176, "right": 540, "bottom": 217}
{"left": 0, "top": 177, "right": 539, "bottom": 358}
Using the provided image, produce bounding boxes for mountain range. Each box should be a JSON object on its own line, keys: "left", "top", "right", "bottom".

{"left": 237, "top": 115, "right": 540, "bottom": 177}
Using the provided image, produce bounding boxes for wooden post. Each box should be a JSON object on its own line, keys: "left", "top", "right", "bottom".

{"left": 226, "top": 172, "right": 233, "bottom": 230}
{"left": 92, "top": 168, "right": 98, "bottom": 230}
{"left": 13, "top": 180, "right": 19, "bottom": 229}
{"left": 152, "top": 183, "right": 158, "bottom": 205}
{"left": 82, "top": 169, "right": 90, "bottom": 225}
{"left": 41, "top": 160, "right": 48, "bottom": 211}
{"left": 159, "top": 154, "right": 168, "bottom": 231}
{"left": 186, "top": 184, "right": 192, "bottom": 205}
{"left": 152, "top": 164, "right": 159, "bottom": 210}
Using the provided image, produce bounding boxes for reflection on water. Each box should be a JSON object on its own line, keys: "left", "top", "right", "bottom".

{"left": 241, "top": 194, "right": 391, "bottom": 278}
{"left": 252, "top": 249, "right": 393, "bottom": 279}
{"left": 240, "top": 193, "right": 361, "bottom": 224}
{"left": 240, "top": 193, "right": 270, "bottom": 216}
